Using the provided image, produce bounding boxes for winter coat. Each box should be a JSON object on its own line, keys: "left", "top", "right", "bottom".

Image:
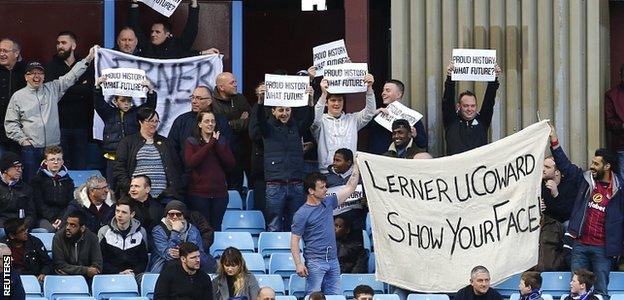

{"left": 212, "top": 272, "right": 259, "bottom": 300}
{"left": 30, "top": 163, "right": 74, "bottom": 222}
{"left": 2, "top": 234, "right": 53, "bottom": 276}
{"left": 62, "top": 184, "right": 115, "bottom": 233}
{"left": 0, "top": 179, "right": 36, "bottom": 228}
{"left": 52, "top": 227, "right": 103, "bottom": 276}
{"left": 97, "top": 218, "right": 149, "bottom": 274}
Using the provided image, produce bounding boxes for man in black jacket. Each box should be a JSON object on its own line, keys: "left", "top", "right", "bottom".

{"left": 129, "top": 175, "right": 164, "bottom": 231}
{"left": 2, "top": 218, "right": 53, "bottom": 283}
{"left": 383, "top": 119, "right": 426, "bottom": 159}
{"left": 45, "top": 31, "right": 94, "bottom": 170}
{"left": 442, "top": 62, "right": 501, "bottom": 156}
{"left": 154, "top": 241, "right": 213, "bottom": 300}
{"left": 0, "top": 38, "right": 25, "bottom": 156}
{"left": 0, "top": 152, "right": 36, "bottom": 228}
{"left": 455, "top": 266, "right": 502, "bottom": 300}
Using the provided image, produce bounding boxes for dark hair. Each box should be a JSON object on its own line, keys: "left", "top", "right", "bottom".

{"left": 594, "top": 148, "right": 620, "bottom": 175}
{"left": 44, "top": 145, "right": 63, "bottom": 157}
{"left": 4, "top": 218, "right": 26, "bottom": 237}
{"left": 179, "top": 242, "right": 200, "bottom": 257}
{"left": 116, "top": 196, "right": 136, "bottom": 213}
{"left": 327, "top": 93, "right": 347, "bottom": 102}
{"left": 385, "top": 79, "right": 405, "bottom": 94}
{"left": 521, "top": 271, "right": 542, "bottom": 290}
{"left": 334, "top": 215, "right": 353, "bottom": 232}
{"left": 67, "top": 209, "right": 87, "bottom": 226}
{"left": 334, "top": 148, "right": 353, "bottom": 164}
{"left": 304, "top": 172, "right": 327, "bottom": 193}
{"left": 153, "top": 19, "right": 173, "bottom": 33}
{"left": 132, "top": 174, "right": 152, "bottom": 187}
{"left": 309, "top": 292, "right": 326, "bottom": 300}
{"left": 192, "top": 111, "right": 219, "bottom": 144}
{"left": 458, "top": 90, "right": 477, "bottom": 103}
{"left": 137, "top": 107, "right": 158, "bottom": 123}
{"left": 57, "top": 30, "right": 77, "bottom": 42}
{"left": 573, "top": 268, "right": 596, "bottom": 291}
{"left": 354, "top": 285, "right": 375, "bottom": 298}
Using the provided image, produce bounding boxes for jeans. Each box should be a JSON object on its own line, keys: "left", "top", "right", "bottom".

{"left": 305, "top": 258, "right": 341, "bottom": 295}
{"left": 60, "top": 128, "right": 89, "bottom": 170}
{"left": 570, "top": 240, "right": 614, "bottom": 296}
{"left": 265, "top": 182, "right": 304, "bottom": 232}
{"left": 21, "top": 146, "right": 44, "bottom": 182}
{"left": 187, "top": 195, "right": 229, "bottom": 232}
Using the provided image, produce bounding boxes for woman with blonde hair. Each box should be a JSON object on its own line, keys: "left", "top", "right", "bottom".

{"left": 213, "top": 247, "right": 260, "bottom": 300}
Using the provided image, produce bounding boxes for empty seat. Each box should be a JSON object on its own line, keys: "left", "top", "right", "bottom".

{"left": 608, "top": 272, "right": 624, "bottom": 295}
{"left": 305, "top": 295, "right": 347, "bottom": 300}
{"left": 362, "top": 230, "right": 372, "bottom": 252}
{"left": 30, "top": 232, "right": 53, "bottom": 257}
{"left": 140, "top": 273, "right": 159, "bottom": 299}
{"left": 92, "top": 274, "right": 139, "bottom": 299}
{"left": 269, "top": 253, "right": 299, "bottom": 280}
{"left": 221, "top": 211, "right": 266, "bottom": 235}
{"left": 366, "top": 213, "right": 372, "bottom": 237}
{"left": 258, "top": 232, "right": 297, "bottom": 269}
{"left": 21, "top": 275, "right": 42, "bottom": 297}
{"left": 609, "top": 295, "right": 624, "bottom": 300}
{"left": 493, "top": 273, "right": 522, "bottom": 298}
{"left": 541, "top": 272, "right": 572, "bottom": 298}
{"left": 245, "top": 189, "right": 255, "bottom": 210}
{"left": 406, "top": 294, "right": 450, "bottom": 300}
{"left": 210, "top": 231, "right": 255, "bottom": 257}
{"left": 228, "top": 190, "right": 244, "bottom": 210}
{"left": 368, "top": 252, "right": 376, "bottom": 273}
{"left": 44, "top": 275, "right": 90, "bottom": 300}
{"left": 68, "top": 170, "right": 102, "bottom": 187}
{"left": 277, "top": 296, "right": 298, "bottom": 300}
{"left": 340, "top": 274, "right": 385, "bottom": 298}
{"left": 374, "top": 294, "right": 400, "bottom": 300}
{"left": 289, "top": 273, "right": 306, "bottom": 298}
{"left": 243, "top": 252, "right": 266, "bottom": 274}
{"left": 255, "top": 274, "right": 286, "bottom": 295}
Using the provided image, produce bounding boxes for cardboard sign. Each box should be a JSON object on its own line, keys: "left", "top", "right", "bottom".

{"left": 312, "top": 39, "right": 349, "bottom": 77}
{"left": 139, "top": 0, "right": 182, "bottom": 17}
{"left": 374, "top": 102, "right": 424, "bottom": 131}
{"left": 264, "top": 74, "right": 309, "bottom": 107}
{"left": 324, "top": 63, "right": 368, "bottom": 94}
{"left": 327, "top": 184, "right": 364, "bottom": 215}
{"left": 451, "top": 49, "right": 497, "bottom": 81}
{"left": 100, "top": 68, "right": 147, "bottom": 98}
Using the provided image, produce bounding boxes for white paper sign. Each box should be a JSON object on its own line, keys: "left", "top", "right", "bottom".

{"left": 374, "top": 102, "right": 424, "bottom": 132}
{"left": 356, "top": 121, "right": 551, "bottom": 292}
{"left": 100, "top": 68, "right": 147, "bottom": 98}
{"left": 94, "top": 48, "right": 223, "bottom": 139}
{"left": 263, "top": 74, "right": 309, "bottom": 107}
{"left": 327, "top": 184, "right": 364, "bottom": 215}
{"left": 138, "top": 0, "right": 182, "bottom": 17}
{"left": 451, "top": 49, "right": 497, "bottom": 81}
{"left": 312, "top": 39, "right": 349, "bottom": 77}
{"left": 324, "top": 63, "right": 368, "bottom": 94}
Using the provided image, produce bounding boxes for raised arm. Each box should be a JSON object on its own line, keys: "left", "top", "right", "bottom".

{"left": 314, "top": 79, "right": 329, "bottom": 126}
{"left": 549, "top": 125, "right": 584, "bottom": 184}
{"left": 442, "top": 62, "right": 457, "bottom": 128}
{"left": 477, "top": 64, "right": 501, "bottom": 128}
{"left": 179, "top": 0, "right": 199, "bottom": 51}
{"left": 336, "top": 163, "right": 360, "bottom": 206}
{"left": 93, "top": 77, "right": 117, "bottom": 118}
{"left": 355, "top": 74, "right": 377, "bottom": 130}
{"left": 52, "top": 45, "right": 97, "bottom": 97}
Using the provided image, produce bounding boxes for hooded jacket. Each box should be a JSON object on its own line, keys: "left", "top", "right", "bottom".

{"left": 62, "top": 183, "right": 115, "bottom": 233}
{"left": 97, "top": 218, "right": 148, "bottom": 274}
{"left": 52, "top": 226, "right": 103, "bottom": 276}
{"left": 4, "top": 58, "right": 90, "bottom": 147}
{"left": 0, "top": 178, "right": 36, "bottom": 228}
{"left": 149, "top": 218, "right": 214, "bottom": 273}
{"left": 30, "top": 163, "right": 74, "bottom": 222}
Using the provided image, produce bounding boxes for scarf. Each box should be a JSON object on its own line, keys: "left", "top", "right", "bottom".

{"left": 520, "top": 289, "right": 542, "bottom": 300}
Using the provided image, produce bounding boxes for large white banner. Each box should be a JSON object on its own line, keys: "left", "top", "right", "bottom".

{"left": 356, "top": 121, "right": 550, "bottom": 293}
{"left": 138, "top": 0, "right": 182, "bottom": 17}
{"left": 94, "top": 48, "right": 223, "bottom": 139}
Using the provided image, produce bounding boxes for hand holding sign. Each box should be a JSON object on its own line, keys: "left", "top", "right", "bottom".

{"left": 86, "top": 45, "right": 99, "bottom": 63}
{"left": 364, "top": 73, "right": 374, "bottom": 90}
{"left": 324, "top": 63, "right": 369, "bottom": 94}
{"left": 451, "top": 49, "right": 497, "bottom": 81}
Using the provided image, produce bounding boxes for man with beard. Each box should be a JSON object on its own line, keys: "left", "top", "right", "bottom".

{"left": 550, "top": 126, "right": 624, "bottom": 296}
{"left": 52, "top": 209, "right": 103, "bottom": 281}
{"left": 45, "top": 31, "right": 94, "bottom": 170}
{"left": 0, "top": 38, "right": 26, "bottom": 156}
{"left": 154, "top": 241, "right": 213, "bottom": 299}
{"left": 383, "top": 119, "right": 426, "bottom": 159}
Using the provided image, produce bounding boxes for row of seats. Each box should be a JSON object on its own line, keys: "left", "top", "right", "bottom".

{"left": 493, "top": 272, "right": 624, "bottom": 297}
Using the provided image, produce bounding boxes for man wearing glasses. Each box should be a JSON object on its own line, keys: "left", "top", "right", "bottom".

{"left": 63, "top": 175, "right": 114, "bottom": 233}
{"left": 149, "top": 200, "right": 214, "bottom": 273}
{"left": 0, "top": 38, "right": 26, "bottom": 157}
{"left": 4, "top": 45, "right": 98, "bottom": 181}
{"left": 0, "top": 152, "right": 35, "bottom": 228}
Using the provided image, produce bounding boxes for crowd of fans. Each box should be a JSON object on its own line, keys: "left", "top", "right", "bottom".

{"left": 1, "top": 0, "right": 624, "bottom": 299}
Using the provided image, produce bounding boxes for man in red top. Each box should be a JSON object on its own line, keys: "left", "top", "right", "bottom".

{"left": 605, "top": 64, "right": 624, "bottom": 181}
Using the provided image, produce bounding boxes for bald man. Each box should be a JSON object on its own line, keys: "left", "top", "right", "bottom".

{"left": 257, "top": 287, "right": 276, "bottom": 300}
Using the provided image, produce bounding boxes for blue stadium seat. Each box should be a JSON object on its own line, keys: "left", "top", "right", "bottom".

{"left": 30, "top": 227, "right": 49, "bottom": 233}
{"left": 44, "top": 275, "right": 90, "bottom": 300}
{"left": 610, "top": 295, "right": 624, "bottom": 300}
{"left": 277, "top": 296, "right": 298, "bottom": 300}
{"left": 406, "top": 294, "right": 450, "bottom": 300}
{"left": 228, "top": 190, "right": 244, "bottom": 210}
{"left": 245, "top": 189, "right": 255, "bottom": 210}
{"left": 30, "top": 232, "right": 53, "bottom": 257}
{"left": 21, "top": 275, "right": 42, "bottom": 297}
{"left": 269, "top": 253, "right": 298, "bottom": 280}
{"left": 210, "top": 231, "right": 255, "bottom": 257}
{"left": 109, "top": 298, "right": 150, "bottom": 300}
{"left": 608, "top": 272, "right": 624, "bottom": 295}
{"left": 305, "top": 295, "right": 347, "bottom": 300}
{"left": 243, "top": 252, "right": 266, "bottom": 274}
{"left": 509, "top": 293, "right": 520, "bottom": 300}
{"left": 541, "top": 272, "right": 572, "bottom": 298}
{"left": 0, "top": 228, "right": 4, "bottom": 240}
{"left": 258, "top": 232, "right": 300, "bottom": 269}
{"left": 221, "top": 211, "right": 266, "bottom": 235}
{"left": 140, "top": 273, "right": 159, "bottom": 299}
{"left": 362, "top": 230, "right": 371, "bottom": 252}
{"left": 255, "top": 274, "right": 286, "bottom": 295}
{"left": 493, "top": 273, "right": 522, "bottom": 297}
{"left": 68, "top": 169, "right": 102, "bottom": 187}
{"left": 340, "top": 274, "right": 385, "bottom": 298}
{"left": 366, "top": 213, "right": 372, "bottom": 237}
{"left": 56, "top": 298, "right": 95, "bottom": 300}
{"left": 374, "top": 294, "right": 400, "bottom": 300}
{"left": 368, "top": 252, "right": 376, "bottom": 273}
{"left": 92, "top": 274, "right": 139, "bottom": 299}
{"left": 289, "top": 273, "right": 306, "bottom": 298}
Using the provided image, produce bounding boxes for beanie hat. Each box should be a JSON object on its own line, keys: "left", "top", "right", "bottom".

{"left": 0, "top": 152, "right": 22, "bottom": 173}
{"left": 164, "top": 200, "right": 187, "bottom": 216}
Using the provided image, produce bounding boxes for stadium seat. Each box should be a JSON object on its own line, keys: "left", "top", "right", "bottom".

{"left": 56, "top": 298, "right": 95, "bottom": 300}
{"left": 362, "top": 230, "right": 371, "bottom": 252}
{"left": 245, "top": 189, "right": 255, "bottom": 210}
{"left": 406, "top": 294, "right": 450, "bottom": 300}
{"left": 509, "top": 293, "right": 520, "bottom": 300}
{"left": 0, "top": 228, "right": 4, "bottom": 240}
{"left": 493, "top": 273, "right": 522, "bottom": 297}
{"left": 608, "top": 272, "right": 624, "bottom": 295}
{"left": 210, "top": 231, "right": 255, "bottom": 257}
{"left": 256, "top": 274, "right": 286, "bottom": 295}
{"left": 269, "top": 253, "right": 298, "bottom": 280}
{"left": 258, "top": 232, "right": 301, "bottom": 269}
{"left": 243, "top": 252, "right": 267, "bottom": 274}
{"left": 374, "top": 294, "right": 400, "bottom": 300}
{"left": 277, "top": 296, "right": 298, "bottom": 300}
{"left": 109, "top": 298, "right": 150, "bottom": 300}
{"left": 610, "top": 295, "right": 624, "bottom": 300}
{"left": 289, "top": 273, "right": 306, "bottom": 298}
{"left": 92, "top": 274, "right": 139, "bottom": 299}
{"left": 140, "top": 273, "right": 159, "bottom": 299}
{"left": 21, "top": 275, "right": 42, "bottom": 297}
{"left": 366, "top": 213, "right": 372, "bottom": 237}
{"left": 340, "top": 274, "right": 385, "bottom": 298}
{"left": 368, "top": 252, "right": 376, "bottom": 273}
{"left": 228, "top": 190, "right": 244, "bottom": 210}
{"left": 559, "top": 294, "right": 602, "bottom": 300}
{"left": 30, "top": 227, "right": 49, "bottom": 233}
{"left": 31, "top": 232, "right": 53, "bottom": 257}
{"left": 305, "top": 295, "right": 347, "bottom": 300}
{"left": 541, "top": 272, "right": 572, "bottom": 298}
{"left": 221, "top": 210, "right": 266, "bottom": 235}
{"left": 68, "top": 169, "right": 102, "bottom": 187}
{"left": 44, "top": 275, "right": 90, "bottom": 300}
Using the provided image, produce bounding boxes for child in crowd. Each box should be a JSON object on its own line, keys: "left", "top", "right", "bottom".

{"left": 518, "top": 271, "right": 543, "bottom": 300}
{"left": 563, "top": 269, "right": 600, "bottom": 300}
{"left": 335, "top": 215, "right": 368, "bottom": 273}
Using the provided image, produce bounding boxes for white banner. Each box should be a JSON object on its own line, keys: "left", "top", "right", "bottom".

{"left": 374, "top": 102, "right": 424, "bottom": 132}
{"left": 451, "top": 49, "right": 497, "bottom": 82}
{"left": 312, "top": 39, "right": 349, "bottom": 77}
{"left": 138, "top": 0, "right": 182, "bottom": 17}
{"left": 327, "top": 184, "right": 364, "bottom": 215}
{"left": 101, "top": 68, "right": 147, "bottom": 98}
{"left": 264, "top": 74, "right": 309, "bottom": 107}
{"left": 356, "top": 121, "right": 551, "bottom": 293}
{"left": 94, "top": 48, "right": 223, "bottom": 139}
{"left": 324, "top": 63, "right": 368, "bottom": 94}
